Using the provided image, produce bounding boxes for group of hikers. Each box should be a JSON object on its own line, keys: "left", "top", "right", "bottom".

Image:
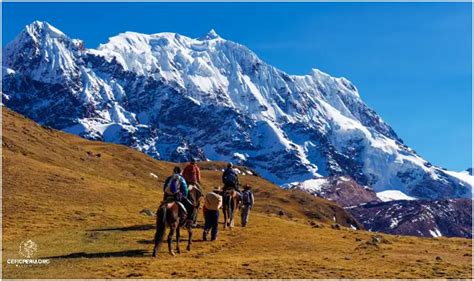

{"left": 161, "top": 159, "right": 255, "bottom": 241}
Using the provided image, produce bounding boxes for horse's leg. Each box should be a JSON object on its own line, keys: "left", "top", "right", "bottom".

{"left": 227, "top": 196, "right": 233, "bottom": 229}
{"left": 233, "top": 197, "right": 240, "bottom": 227}
{"left": 192, "top": 205, "right": 198, "bottom": 226}
{"left": 168, "top": 224, "right": 176, "bottom": 256}
{"left": 230, "top": 198, "right": 235, "bottom": 228}
{"left": 225, "top": 195, "right": 232, "bottom": 228}
{"left": 186, "top": 221, "right": 193, "bottom": 251}
{"left": 223, "top": 206, "right": 227, "bottom": 229}
{"left": 175, "top": 225, "right": 181, "bottom": 254}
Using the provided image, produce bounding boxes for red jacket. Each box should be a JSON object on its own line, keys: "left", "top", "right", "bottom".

{"left": 183, "top": 163, "right": 201, "bottom": 184}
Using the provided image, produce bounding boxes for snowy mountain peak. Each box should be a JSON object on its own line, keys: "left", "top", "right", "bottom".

{"left": 7, "top": 20, "right": 71, "bottom": 51}
{"left": 3, "top": 21, "right": 83, "bottom": 86}
{"left": 199, "top": 28, "right": 221, "bottom": 40}
{"left": 25, "top": 20, "right": 67, "bottom": 40}
{"left": 2, "top": 22, "right": 472, "bottom": 200}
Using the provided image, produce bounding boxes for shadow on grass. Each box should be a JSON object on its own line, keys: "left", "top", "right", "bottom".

{"left": 137, "top": 239, "right": 154, "bottom": 244}
{"left": 88, "top": 224, "right": 155, "bottom": 232}
{"left": 45, "top": 249, "right": 148, "bottom": 259}
{"left": 137, "top": 238, "right": 209, "bottom": 244}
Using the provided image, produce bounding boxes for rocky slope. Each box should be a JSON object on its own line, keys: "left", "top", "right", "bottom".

{"left": 2, "top": 21, "right": 472, "bottom": 199}
{"left": 284, "top": 176, "right": 472, "bottom": 238}
{"left": 283, "top": 176, "right": 381, "bottom": 207}
{"left": 350, "top": 199, "right": 472, "bottom": 238}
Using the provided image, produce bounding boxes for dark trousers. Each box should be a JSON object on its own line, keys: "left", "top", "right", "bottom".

{"left": 203, "top": 209, "right": 219, "bottom": 240}
{"left": 241, "top": 204, "right": 251, "bottom": 226}
{"left": 181, "top": 196, "right": 194, "bottom": 219}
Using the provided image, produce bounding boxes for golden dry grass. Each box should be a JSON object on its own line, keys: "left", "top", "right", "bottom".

{"left": 2, "top": 108, "right": 472, "bottom": 278}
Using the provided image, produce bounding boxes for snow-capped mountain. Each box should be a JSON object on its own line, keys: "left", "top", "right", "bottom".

{"left": 2, "top": 21, "right": 472, "bottom": 199}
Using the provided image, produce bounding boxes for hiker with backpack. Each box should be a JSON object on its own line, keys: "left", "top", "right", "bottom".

{"left": 203, "top": 187, "right": 223, "bottom": 241}
{"left": 222, "top": 162, "right": 240, "bottom": 192}
{"left": 163, "top": 166, "right": 191, "bottom": 218}
{"left": 240, "top": 184, "right": 255, "bottom": 227}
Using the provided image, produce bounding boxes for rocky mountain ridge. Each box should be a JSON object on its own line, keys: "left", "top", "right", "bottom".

{"left": 2, "top": 21, "right": 472, "bottom": 199}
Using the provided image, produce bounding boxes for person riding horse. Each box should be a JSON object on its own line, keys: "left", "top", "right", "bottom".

{"left": 221, "top": 162, "right": 241, "bottom": 228}
{"left": 182, "top": 159, "right": 203, "bottom": 225}
{"left": 183, "top": 159, "right": 201, "bottom": 187}
{"left": 153, "top": 166, "right": 201, "bottom": 257}
{"left": 222, "top": 162, "right": 240, "bottom": 192}
{"left": 163, "top": 166, "right": 192, "bottom": 218}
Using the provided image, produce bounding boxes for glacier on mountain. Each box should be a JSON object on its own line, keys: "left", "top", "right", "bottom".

{"left": 2, "top": 21, "right": 472, "bottom": 199}
{"left": 376, "top": 190, "right": 416, "bottom": 202}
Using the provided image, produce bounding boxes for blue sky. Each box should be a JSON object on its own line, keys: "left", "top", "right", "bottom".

{"left": 3, "top": 2, "right": 472, "bottom": 171}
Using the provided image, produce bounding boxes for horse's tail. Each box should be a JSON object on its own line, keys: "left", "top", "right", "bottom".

{"left": 152, "top": 205, "right": 167, "bottom": 256}
{"left": 156, "top": 205, "right": 167, "bottom": 241}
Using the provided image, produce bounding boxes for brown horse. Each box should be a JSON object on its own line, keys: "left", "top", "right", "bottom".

{"left": 222, "top": 189, "right": 241, "bottom": 229}
{"left": 152, "top": 187, "right": 203, "bottom": 257}
{"left": 152, "top": 201, "right": 187, "bottom": 257}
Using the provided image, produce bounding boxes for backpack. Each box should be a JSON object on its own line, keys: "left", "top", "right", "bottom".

{"left": 242, "top": 191, "right": 252, "bottom": 205}
{"left": 223, "top": 168, "right": 237, "bottom": 185}
{"left": 165, "top": 174, "right": 182, "bottom": 195}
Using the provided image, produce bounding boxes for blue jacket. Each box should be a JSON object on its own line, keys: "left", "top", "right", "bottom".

{"left": 164, "top": 174, "right": 189, "bottom": 197}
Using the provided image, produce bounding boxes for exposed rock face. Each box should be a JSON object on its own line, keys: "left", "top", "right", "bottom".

{"left": 283, "top": 176, "right": 381, "bottom": 207}
{"left": 2, "top": 21, "right": 472, "bottom": 199}
{"left": 286, "top": 176, "right": 472, "bottom": 238}
{"left": 350, "top": 199, "right": 472, "bottom": 238}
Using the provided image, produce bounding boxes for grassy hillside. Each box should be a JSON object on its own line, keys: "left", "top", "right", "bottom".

{"left": 2, "top": 108, "right": 472, "bottom": 278}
